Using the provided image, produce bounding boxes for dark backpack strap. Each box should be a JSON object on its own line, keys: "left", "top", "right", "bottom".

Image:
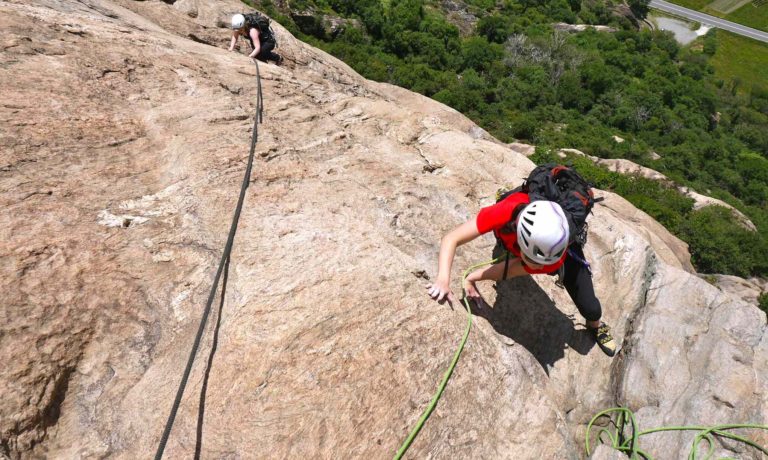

{"left": 251, "top": 14, "right": 275, "bottom": 43}
{"left": 498, "top": 202, "right": 526, "bottom": 236}
{"left": 498, "top": 201, "right": 525, "bottom": 281}
{"left": 495, "top": 185, "right": 523, "bottom": 203}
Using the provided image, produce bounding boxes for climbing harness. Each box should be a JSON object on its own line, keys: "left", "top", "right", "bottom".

{"left": 585, "top": 407, "right": 768, "bottom": 459}
{"left": 154, "top": 60, "right": 264, "bottom": 460}
{"left": 393, "top": 256, "right": 504, "bottom": 460}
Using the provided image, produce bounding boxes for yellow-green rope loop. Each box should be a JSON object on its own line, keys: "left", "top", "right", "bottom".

{"left": 586, "top": 407, "right": 768, "bottom": 460}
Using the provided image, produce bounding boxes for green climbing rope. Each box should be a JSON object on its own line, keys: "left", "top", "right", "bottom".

{"left": 585, "top": 407, "right": 768, "bottom": 460}
{"left": 393, "top": 256, "right": 503, "bottom": 460}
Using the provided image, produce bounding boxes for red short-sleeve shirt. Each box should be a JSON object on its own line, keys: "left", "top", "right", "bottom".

{"left": 476, "top": 192, "right": 566, "bottom": 274}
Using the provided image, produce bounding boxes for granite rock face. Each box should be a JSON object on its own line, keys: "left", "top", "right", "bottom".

{"left": 1, "top": 0, "right": 765, "bottom": 459}
{"left": 704, "top": 274, "right": 767, "bottom": 308}
{"left": 553, "top": 23, "right": 618, "bottom": 33}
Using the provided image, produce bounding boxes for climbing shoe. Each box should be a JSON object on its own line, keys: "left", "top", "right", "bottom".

{"left": 589, "top": 322, "right": 616, "bottom": 357}
{"left": 275, "top": 55, "right": 284, "bottom": 66}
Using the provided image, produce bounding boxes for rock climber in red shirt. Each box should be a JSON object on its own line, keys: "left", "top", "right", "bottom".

{"left": 426, "top": 190, "right": 616, "bottom": 357}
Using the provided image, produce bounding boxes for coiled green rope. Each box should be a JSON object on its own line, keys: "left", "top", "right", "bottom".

{"left": 586, "top": 407, "right": 768, "bottom": 460}
{"left": 393, "top": 256, "right": 503, "bottom": 460}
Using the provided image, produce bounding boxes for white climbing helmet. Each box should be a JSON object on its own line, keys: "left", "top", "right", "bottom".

{"left": 516, "top": 200, "right": 570, "bottom": 265}
{"left": 231, "top": 14, "right": 245, "bottom": 29}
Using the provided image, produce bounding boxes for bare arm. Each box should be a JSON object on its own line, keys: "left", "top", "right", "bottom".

{"left": 228, "top": 32, "right": 239, "bottom": 51}
{"left": 247, "top": 29, "right": 261, "bottom": 58}
{"left": 436, "top": 218, "right": 482, "bottom": 285}
{"left": 426, "top": 218, "right": 482, "bottom": 303}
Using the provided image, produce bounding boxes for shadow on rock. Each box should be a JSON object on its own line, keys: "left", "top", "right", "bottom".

{"left": 472, "top": 271, "right": 596, "bottom": 375}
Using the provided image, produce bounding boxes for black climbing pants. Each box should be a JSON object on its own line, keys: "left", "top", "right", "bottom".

{"left": 495, "top": 242, "right": 602, "bottom": 322}
{"left": 248, "top": 39, "right": 281, "bottom": 63}
{"left": 560, "top": 244, "right": 602, "bottom": 322}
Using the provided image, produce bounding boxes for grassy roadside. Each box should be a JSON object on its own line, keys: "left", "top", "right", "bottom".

{"left": 709, "top": 30, "right": 768, "bottom": 92}
{"left": 661, "top": 0, "right": 768, "bottom": 32}
{"left": 726, "top": 3, "right": 768, "bottom": 32}
{"left": 664, "top": 0, "right": 714, "bottom": 10}
{"left": 649, "top": 7, "right": 768, "bottom": 92}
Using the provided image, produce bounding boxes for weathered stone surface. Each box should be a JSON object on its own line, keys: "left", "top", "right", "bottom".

{"left": 507, "top": 141, "right": 536, "bottom": 157}
{"left": 615, "top": 264, "right": 768, "bottom": 458}
{"left": 1, "top": 1, "right": 766, "bottom": 459}
{"left": 704, "top": 274, "right": 766, "bottom": 307}
{"left": 441, "top": 0, "right": 478, "bottom": 35}
{"left": 751, "top": 277, "right": 768, "bottom": 292}
{"left": 594, "top": 190, "right": 695, "bottom": 272}
{"left": 554, "top": 23, "right": 618, "bottom": 33}
{"left": 680, "top": 186, "right": 758, "bottom": 231}
{"left": 589, "top": 444, "right": 626, "bottom": 460}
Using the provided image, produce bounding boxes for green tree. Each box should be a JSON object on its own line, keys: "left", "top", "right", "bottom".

{"left": 678, "top": 206, "right": 763, "bottom": 277}
{"left": 628, "top": 0, "right": 650, "bottom": 20}
{"left": 461, "top": 37, "right": 504, "bottom": 72}
{"left": 758, "top": 293, "right": 768, "bottom": 322}
{"left": 477, "top": 15, "right": 511, "bottom": 44}
{"left": 389, "top": 0, "right": 423, "bottom": 31}
{"left": 703, "top": 30, "right": 717, "bottom": 56}
{"left": 510, "top": 113, "right": 539, "bottom": 140}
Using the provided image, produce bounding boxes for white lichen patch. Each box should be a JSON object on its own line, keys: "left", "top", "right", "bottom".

{"left": 98, "top": 183, "right": 186, "bottom": 228}
{"left": 171, "top": 289, "right": 191, "bottom": 322}
{"left": 118, "top": 182, "right": 184, "bottom": 215}
{"left": 97, "top": 210, "right": 149, "bottom": 228}
{"left": 152, "top": 250, "right": 174, "bottom": 262}
{"left": 612, "top": 233, "right": 644, "bottom": 280}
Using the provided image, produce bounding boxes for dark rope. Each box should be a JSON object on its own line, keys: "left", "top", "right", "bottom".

{"left": 154, "top": 60, "right": 263, "bottom": 460}
{"left": 194, "top": 256, "right": 229, "bottom": 459}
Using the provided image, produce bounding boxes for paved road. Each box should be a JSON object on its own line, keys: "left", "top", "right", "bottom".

{"left": 650, "top": 0, "right": 768, "bottom": 43}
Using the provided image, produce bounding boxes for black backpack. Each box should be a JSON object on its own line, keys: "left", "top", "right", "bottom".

{"left": 244, "top": 12, "right": 276, "bottom": 44}
{"left": 497, "top": 163, "right": 603, "bottom": 245}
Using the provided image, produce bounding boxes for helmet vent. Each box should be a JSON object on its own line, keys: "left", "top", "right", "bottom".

{"left": 515, "top": 200, "right": 570, "bottom": 265}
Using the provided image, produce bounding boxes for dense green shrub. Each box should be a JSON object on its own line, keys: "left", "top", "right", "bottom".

{"left": 678, "top": 206, "right": 767, "bottom": 277}
{"left": 759, "top": 293, "right": 768, "bottom": 322}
